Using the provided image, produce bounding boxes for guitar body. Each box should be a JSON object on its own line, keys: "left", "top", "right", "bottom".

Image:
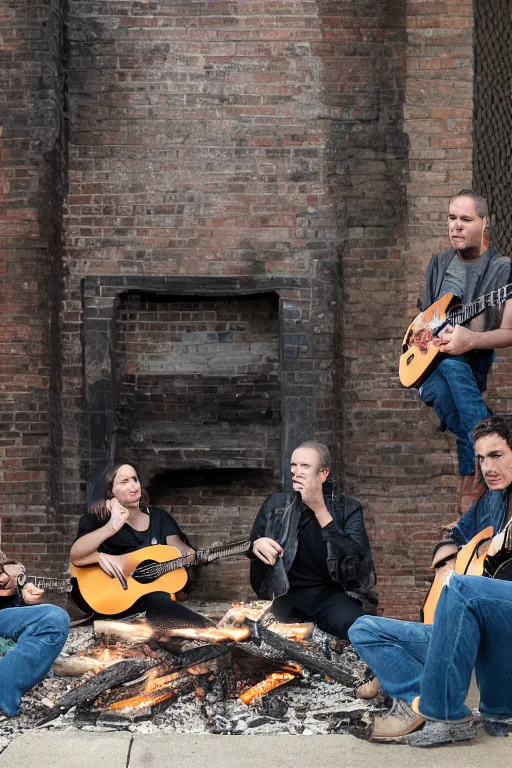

{"left": 399, "top": 293, "right": 458, "bottom": 388}
{"left": 69, "top": 545, "right": 188, "bottom": 615}
{"left": 422, "top": 526, "right": 493, "bottom": 624}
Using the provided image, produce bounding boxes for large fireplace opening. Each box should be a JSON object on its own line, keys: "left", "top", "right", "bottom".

{"left": 115, "top": 291, "right": 281, "bottom": 474}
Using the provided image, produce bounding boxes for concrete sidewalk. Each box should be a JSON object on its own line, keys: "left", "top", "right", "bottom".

{"left": 0, "top": 730, "right": 510, "bottom": 768}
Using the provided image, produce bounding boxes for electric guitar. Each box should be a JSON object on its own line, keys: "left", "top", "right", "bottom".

{"left": 422, "top": 525, "right": 512, "bottom": 624}
{"left": 399, "top": 283, "right": 512, "bottom": 388}
{"left": 69, "top": 540, "right": 251, "bottom": 615}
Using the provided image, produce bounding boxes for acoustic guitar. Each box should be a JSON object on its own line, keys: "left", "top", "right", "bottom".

{"left": 69, "top": 539, "right": 251, "bottom": 615}
{"left": 422, "top": 525, "right": 512, "bottom": 624}
{"left": 399, "top": 283, "right": 512, "bottom": 388}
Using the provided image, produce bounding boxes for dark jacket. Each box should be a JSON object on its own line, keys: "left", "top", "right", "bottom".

{"left": 249, "top": 484, "right": 378, "bottom": 612}
{"left": 420, "top": 244, "right": 510, "bottom": 318}
{"left": 432, "top": 488, "right": 509, "bottom": 562}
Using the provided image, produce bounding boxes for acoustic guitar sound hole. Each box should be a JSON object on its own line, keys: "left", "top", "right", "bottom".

{"left": 131, "top": 559, "right": 160, "bottom": 584}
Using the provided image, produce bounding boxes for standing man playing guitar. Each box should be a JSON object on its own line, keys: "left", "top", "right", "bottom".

{"left": 416, "top": 190, "right": 512, "bottom": 512}
{"left": 70, "top": 462, "right": 213, "bottom": 629}
{"left": 349, "top": 414, "right": 512, "bottom": 745}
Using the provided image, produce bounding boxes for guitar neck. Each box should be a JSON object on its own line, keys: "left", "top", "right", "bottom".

{"left": 448, "top": 283, "right": 512, "bottom": 326}
{"left": 28, "top": 576, "right": 71, "bottom": 593}
{"left": 163, "top": 539, "right": 251, "bottom": 575}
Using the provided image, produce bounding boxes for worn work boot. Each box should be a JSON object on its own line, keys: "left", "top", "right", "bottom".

{"left": 371, "top": 698, "right": 425, "bottom": 741}
{"left": 458, "top": 474, "right": 486, "bottom": 515}
{"left": 356, "top": 676, "right": 382, "bottom": 700}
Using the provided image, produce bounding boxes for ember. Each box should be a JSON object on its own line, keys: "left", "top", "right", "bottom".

{"left": 240, "top": 671, "right": 298, "bottom": 704}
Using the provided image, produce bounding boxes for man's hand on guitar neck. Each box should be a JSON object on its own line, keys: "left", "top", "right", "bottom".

{"left": 98, "top": 552, "right": 128, "bottom": 590}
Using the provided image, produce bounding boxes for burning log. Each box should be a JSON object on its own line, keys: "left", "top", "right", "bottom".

{"left": 53, "top": 655, "right": 120, "bottom": 677}
{"left": 93, "top": 620, "right": 153, "bottom": 644}
{"left": 40, "top": 657, "right": 160, "bottom": 722}
{"left": 94, "top": 620, "right": 250, "bottom": 645}
{"left": 160, "top": 626, "right": 250, "bottom": 643}
{"left": 219, "top": 604, "right": 314, "bottom": 641}
{"left": 239, "top": 671, "right": 298, "bottom": 704}
{"left": 244, "top": 620, "right": 356, "bottom": 687}
{"left": 103, "top": 667, "right": 210, "bottom": 714}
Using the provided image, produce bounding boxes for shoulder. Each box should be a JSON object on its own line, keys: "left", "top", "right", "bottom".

{"left": 148, "top": 506, "right": 180, "bottom": 525}
{"left": 76, "top": 512, "right": 102, "bottom": 534}
{"left": 263, "top": 492, "right": 289, "bottom": 507}
{"left": 436, "top": 248, "right": 457, "bottom": 267}
{"left": 255, "top": 492, "right": 292, "bottom": 519}
{"left": 328, "top": 488, "right": 363, "bottom": 516}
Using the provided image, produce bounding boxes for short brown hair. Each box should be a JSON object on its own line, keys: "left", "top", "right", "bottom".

{"left": 472, "top": 415, "right": 512, "bottom": 451}
{"left": 451, "top": 188, "right": 489, "bottom": 219}
{"left": 295, "top": 441, "right": 332, "bottom": 471}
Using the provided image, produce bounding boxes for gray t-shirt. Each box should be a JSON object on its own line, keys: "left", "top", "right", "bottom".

{"left": 438, "top": 255, "right": 483, "bottom": 303}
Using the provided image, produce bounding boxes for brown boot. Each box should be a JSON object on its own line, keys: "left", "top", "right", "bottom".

{"left": 458, "top": 475, "right": 486, "bottom": 515}
{"left": 371, "top": 698, "right": 425, "bottom": 741}
{"left": 356, "top": 676, "right": 382, "bottom": 700}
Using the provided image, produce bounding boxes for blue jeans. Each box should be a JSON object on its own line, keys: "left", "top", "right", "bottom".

{"left": 349, "top": 574, "right": 512, "bottom": 721}
{"left": 0, "top": 605, "right": 69, "bottom": 716}
{"left": 419, "top": 356, "right": 491, "bottom": 476}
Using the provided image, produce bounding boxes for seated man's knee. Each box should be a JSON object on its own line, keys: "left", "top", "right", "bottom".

{"left": 348, "top": 615, "right": 377, "bottom": 646}
{"left": 36, "top": 605, "right": 70, "bottom": 642}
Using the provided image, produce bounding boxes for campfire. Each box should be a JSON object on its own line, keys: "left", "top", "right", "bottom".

{"left": 0, "top": 603, "right": 379, "bottom": 744}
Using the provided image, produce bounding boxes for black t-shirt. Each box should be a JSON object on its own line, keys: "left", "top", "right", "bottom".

{"left": 287, "top": 507, "right": 332, "bottom": 589}
{"left": 75, "top": 506, "right": 182, "bottom": 556}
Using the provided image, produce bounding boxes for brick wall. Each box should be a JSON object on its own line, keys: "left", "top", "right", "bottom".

{"left": 0, "top": 0, "right": 66, "bottom": 573}
{"left": 3, "top": 1, "right": 511, "bottom": 618}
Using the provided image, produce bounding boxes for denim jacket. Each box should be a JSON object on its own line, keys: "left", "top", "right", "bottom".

{"left": 450, "top": 489, "right": 510, "bottom": 547}
{"left": 249, "top": 483, "right": 378, "bottom": 612}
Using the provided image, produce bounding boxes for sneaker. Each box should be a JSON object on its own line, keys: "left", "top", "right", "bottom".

{"left": 371, "top": 698, "right": 425, "bottom": 741}
{"left": 407, "top": 719, "right": 478, "bottom": 747}
{"left": 356, "top": 676, "right": 382, "bottom": 700}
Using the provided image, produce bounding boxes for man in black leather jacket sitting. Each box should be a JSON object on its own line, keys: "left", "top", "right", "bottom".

{"left": 249, "top": 441, "right": 377, "bottom": 639}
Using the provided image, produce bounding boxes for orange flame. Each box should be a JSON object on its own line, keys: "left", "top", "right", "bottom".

{"left": 240, "top": 671, "right": 296, "bottom": 704}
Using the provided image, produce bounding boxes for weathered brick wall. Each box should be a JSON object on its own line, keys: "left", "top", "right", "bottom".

{"left": 4, "top": 1, "right": 511, "bottom": 619}
{"left": 345, "top": 0, "right": 512, "bottom": 620}
{"left": 58, "top": 0, "right": 342, "bottom": 561}
{"left": 0, "top": 0, "right": 65, "bottom": 572}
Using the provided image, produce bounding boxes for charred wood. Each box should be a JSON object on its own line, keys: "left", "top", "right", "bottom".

{"left": 39, "top": 657, "right": 160, "bottom": 723}
{"left": 244, "top": 620, "right": 356, "bottom": 686}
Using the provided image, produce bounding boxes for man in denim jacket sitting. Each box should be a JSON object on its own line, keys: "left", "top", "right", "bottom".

{"left": 349, "top": 414, "right": 512, "bottom": 745}
{"left": 0, "top": 554, "right": 69, "bottom": 718}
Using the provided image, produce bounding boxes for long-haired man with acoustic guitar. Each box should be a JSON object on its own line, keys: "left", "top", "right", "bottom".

{"left": 70, "top": 462, "right": 213, "bottom": 629}
{"left": 415, "top": 190, "right": 512, "bottom": 513}
{"left": 349, "top": 414, "right": 512, "bottom": 746}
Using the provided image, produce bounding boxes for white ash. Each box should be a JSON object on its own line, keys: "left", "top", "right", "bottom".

{"left": 0, "top": 623, "right": 380, "bottom": 751}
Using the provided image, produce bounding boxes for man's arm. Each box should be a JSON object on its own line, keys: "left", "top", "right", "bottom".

{"left": 321, "top": 501, "right": 370, "bottom": 560}
{"left": 435, "top": 299, "right": 512, "bottom": 355}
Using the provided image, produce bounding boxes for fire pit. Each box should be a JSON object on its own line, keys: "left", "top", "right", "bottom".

{"left": 0, "top": 603, "right": 382, "bottom": 749}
